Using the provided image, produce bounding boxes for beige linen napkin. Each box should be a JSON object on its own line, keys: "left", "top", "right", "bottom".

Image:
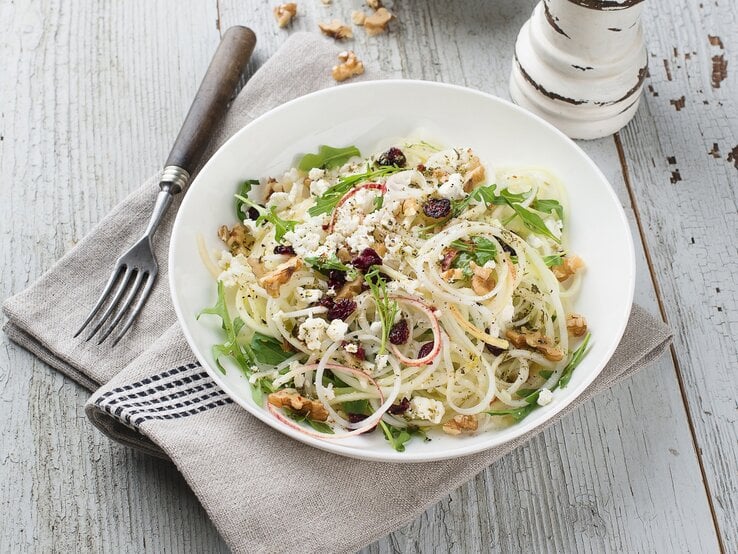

{"left": 3, "top": 33, "right": 671, "bottom": 554}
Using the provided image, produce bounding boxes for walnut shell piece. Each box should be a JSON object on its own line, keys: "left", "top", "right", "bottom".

{"left": 319, "top": 19, "right": 353, "bottom": 40}
{"left": 552, "top": 255, "right": 585, "bottom": 282}
{"left": 443, "top": 415, "right": 478, "bottom": 435}
{"left": 505, "top": 329, "right": 564, "bottom": 361}
{"left": 332, "top": 50, "right": 365, "bottom": 82}
{"left": 566, "top": 313, "right": 588, "bottom": 337}
{"left": 268, "top": 390, "right": 329, "bottom": 421}
{"left": 364, "top": 7, "right": 393, "bottom": 36}
{"left": 273, "top": 3, "right": 297, "bottom": 28}
{"left": 218, "top": 224, "right": 253, "bottom": 256}
{"left": 258, "top": 257, "right": 303, "bottom": 297}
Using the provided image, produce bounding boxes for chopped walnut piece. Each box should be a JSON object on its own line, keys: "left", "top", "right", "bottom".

{"left": 264, "top": 177, "right": 284, "bottom": 201}
{"left": 268, "top": 390, "right": 329, "bottom": 421}
{"left": 218, "top": 224, "right": 253, "bottom": 256}
{"left": 441, "top": 268, "right": 464, "bottom": 282}
{"left": 505, "top": 329, "right": 564, "bottom": 361}
{"left": 462, "top": 154, "right": 486, "bottom": 192}
{"left": 372, "top": 241, "right": 388, "bottom": 257}
{"left": 336, "top": 247, "right": 352, "bottom": 263}
{"left": 443, "top": 415, "right": 478, "bottom": 435}
{"left": 247, "top": 257, "right": 266, "bottom": 279}
{"left": 321, "top": 0, "right": 332, "bottom": 4}
{"left": 401, "top": 197, "right": 420, "bottom": 217}
{"left": 470, "top": 261, "right": 495, "bottom": 295}
{"left": 273, "top": 3, "right": 297, "bottom": 28}
{"left": 366, "top": 0, "right": 382, "bottom": 8}
{"left": 351, "top": 10, "right": 366, "bottom": 25}
{"left": 336, "top": 276, "right": 363, "bottom": 299}
{"left": 332, "top": 50, "right": 365, "bottom": 82}
{"left": 552, "top": 255, "right": 584, "bottom": 282}
{"left": 259, "top": 257, "right": 302, "bottom": 297}
{"left": 319, "top": 19, "right": 353, "bottom": 39}
{"left": 364, "top": 7, "right": 393, "bottom": 36}
{"left": 566, "top": 313, "right": 588, "bottom": 337}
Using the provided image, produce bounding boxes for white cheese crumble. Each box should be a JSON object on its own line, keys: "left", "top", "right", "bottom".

{"left": 310, "top": 178, "right": 330, "bottom": 197}
{"left": 438, "top": 172, "right": 466, "bottom": 199}
{"left": 216, "top": 252, "right": 255, "bottom": 288}
{"left": 326, "top": 319, "right": 349, "bottom": 342}
{"left": 322, "top": 383, "right": 336, "bottom": 400}
{"left": 408, "top": 396, "right": 445, "bottom": 424}
{"left": 308, "top": 167, "right": 325, "bottom": 180}
{"left": 297, "top": 316, "right": 329, "bottom": 351}
{"left": 375, "top": 354, "right": 389, "bottom": 372}
{"left": 537, "top": 388, "right": 554, "bottom": 406}
{"left": 266, "top": 191, "right": 291, "bottom": 211}
{"left": 345, "top": 343, "right": 359, "bottom": 353}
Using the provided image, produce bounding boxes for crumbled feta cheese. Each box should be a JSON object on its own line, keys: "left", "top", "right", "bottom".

{"left": 345, "top": 224, "right": 374, "bottom": 252}
{"left": 426, "top": 148, "right": 461, "bottom": 174}
{"left": 326, "top": 319, "right": 349, "bottom": 342}
{"left": 483, "top": 259, "right": 496, "bottom": 269}
{"left": 310, "top": 178, "right": 331, "bottom": 197}
{"left": 308, "top": 167, "right": 325, "bottom": 180}
{"left": 499, "top": 300, "right": 515, "bottom": 328}
{"left": 293, "top": 372, "right": 305, "bottom": 388}
{"left": 322, "top": 383, "right": 336, "bottom": 400}
{"left": 296, "top": 287, "right": 323, "bottom": 303}
{"left": 537, "top": 388, "right": 554, "bottom": 406}
{"left": 408, "top": 396, "right": 445, "bottom": 424}
{"left": 297, "top": 316, "right": 329, "bottom": 351}
{"left": 266, "top": 191, "right": 291, "bottom": 210}
{"left": 438, "top": 172, "right": 466, "bottom": 199}
{"left": 545, "top": 218, "right": 562, "bottom": 239}
{"left": 345, "top": 343, "right": 359, "bottom": 353}
{"left": 216, "top": 252, "right": 255, "bottom": 288}
{"left": 375, "top": 354, "right": 389, "bottom": 371}
{"left": 241, "top": 218, "right": 260, "bottom": 233}
{"left": 282, "top": 167, "right": 301, "bottom": 183}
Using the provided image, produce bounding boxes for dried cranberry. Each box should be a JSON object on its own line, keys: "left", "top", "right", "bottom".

{"left": 327, "top": 298, "right": 356, "bottom": 321}
{"left": 247, "top": 206, "right": 261, "bottom": 220}
{"left": 326, "top": 269, "right": 347, "bottom": 290}
{"left": 347, "top": 413, "right": 368, "bottom": 424}
{"left": 501, "top": 242, "right": 516, "bottom": 256}
{"left": 387, "top": 397, "right": 410, "bottom": 415}
{"left": 417, "top": 163, "right": 427, "bottom": 173}
{"left": 351, "top": 247, "right": 383, "bottom": 272}
{"left": 389, "top": 318, "right": 410, "bottom": 345}
{"left": 317, "top": 297, "right": 334, "bottom": 309}
{"left": 486, "top": 344, "right": 505, "bottom": 356}
{"left": 417, "top": 341, "right": 435, "bottom": 358}
{"left": 377, "top": 147, "right": 407, "bottom": 168}
{"left": 273, "top": 245, "right": 295, "bottom": 255}
{"left": 423, "top": 198, "right": 451, "bottom": 219}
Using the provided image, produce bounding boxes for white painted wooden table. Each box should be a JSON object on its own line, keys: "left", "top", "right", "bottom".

{"left": 1, "top": 1, "right": 735, "bottom": 552}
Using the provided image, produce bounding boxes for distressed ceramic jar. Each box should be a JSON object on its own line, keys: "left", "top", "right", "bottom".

{"left": 510, "top": 0, "right": 647, "bottom": 139}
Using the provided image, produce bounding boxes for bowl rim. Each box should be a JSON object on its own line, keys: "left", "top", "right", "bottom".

{"left": 169, "top": 79, "right": 636, "bottom": 463}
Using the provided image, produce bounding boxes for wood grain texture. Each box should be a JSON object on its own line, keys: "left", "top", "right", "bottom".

{"left": 0, "top": 0, "right": 730, "bottom": 552}
{"left": 618, "top": 0, "right": 738, "bottom": 550}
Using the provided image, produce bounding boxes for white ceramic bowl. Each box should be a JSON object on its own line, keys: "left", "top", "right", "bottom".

{"left": 169, "top": 80, "right": 635, "bottom": 463}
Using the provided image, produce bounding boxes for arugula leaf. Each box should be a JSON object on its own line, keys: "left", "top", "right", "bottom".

{"left": 364, "top": 266, "right": 399, "bottom": 354}
{"left": 449, "top": 236, "right": 498, "bottom": 276}
{"left": 197, "top": 281, "right": 255, "bottom": 375}
{"left": 251, "top": 377, "right": 277, "bottom": 406}
{"left": 309, "top": 165, "right": 403, "bottom": 217}
{"left": 282, "top": 407, "right": 335, "bottom": 434}
{"left": 250, "top": 332, "right": 293, "bottom": 365}
{"left": 235, "top": 180, "right": 260, "bottom": 219}
{"left": 298, "top": 145, "right": 361, "bottom": 171}
{"left": 379, "top": 421, "right": 414, "bottom": 452}
{"left": 533, "top": 198, "right": 564, "bottom": 220}
{"left": 234, "top": 194, "right": 298, "bottom": 243}
{"left": 558, "top": 332, "right": 592, "bottom": 388}
{"left": 487, "top": 332, "right": 592, "bottom": 421}
{"left": 507, "top": 202, "right": 561, "bottom": 244}
{"left": 373, "top": 195, "right": 384, "bottom": 211}
{"left": 305, "top": 255, "right": 359, "bottom": 281}
{"left": 493, "top": 189, "right": 528, "bottom": 205}
{"left": 451, "top": 184, "right": 498, "bottom": 217}
{"left": 543, "top": 253, "right": 565, "bottom": 267}
{"left": 342, "top": 399, "right": 372, "bottom": 416}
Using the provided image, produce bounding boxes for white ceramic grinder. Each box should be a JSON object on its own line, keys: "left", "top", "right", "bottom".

{"left": 510, "top": 0, "right": 648, "bottom": 139}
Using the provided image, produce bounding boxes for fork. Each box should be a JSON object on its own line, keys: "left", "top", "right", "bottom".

{"left": 75, "top": 26, "right": 256, "bottom": 346}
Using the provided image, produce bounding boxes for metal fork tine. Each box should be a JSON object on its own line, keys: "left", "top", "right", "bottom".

{"left": 84, "top": 267, "right": 135, "bottom": 341}
{"left": 74, "top": 266, "right": 125, "bottom": 338}
{"left": 96, "top": 271, "right": 146, "bottom": 344}
{"left": 110, "top": 272, "right": 157, "bottom": 347}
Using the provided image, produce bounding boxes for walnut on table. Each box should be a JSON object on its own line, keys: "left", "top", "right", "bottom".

{"left": 273, "top": 3, "right": 297, "bottom": 28}
{"left": 332, "top": 50, "right": 365, "bottom": 82}
{"left": 319, "top": 19, "right": 353, "bottom": 40}
{"left": 364, "top": 7, "right": 393, "bottom": 36}
{"left": 268, "top": 390, "right": 329, "bottom": 421}
{"left": 506, "top": 328, "right": 564, "bottom": 361}
{"left": 443, "top": 415, "right": 478, "bottom": 435}
{"left": 566, "top": 313, "right": 588, "bottom": 336}
{"left": 366, "top": 0, "right": 382, "bottom": 9}
{"left": 351, "top": 10, "right": 366, "bottom": 25}
{"left": 258, "top": 257, "right": 302, "bottom": 297}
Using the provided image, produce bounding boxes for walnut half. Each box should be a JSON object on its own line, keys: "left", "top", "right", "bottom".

{"left": 218, "top": 224, "right": 253, "bottom": 256}
{"left": 273, "top": 3, "right": 297, "bottom": 28}
{"left": 443, "top": 415, "right": 478, "bottom": 435}
{"left": 552, "top": 255, "right": 584, "bottom": 282}
{"left": 268, "top": 390, "right": 329, "bottom": 421}
{"left": 258, "top": 257, "right": 302, "bottom": 297}
{"left": 319, "top": 19, "right": 353, "bottom": 40}
{"left": 364, "top": 7, "right": 393, "bottom": 36}
{"left": 505, "top": 329, "right": 564, "bottom": 361}
{"left": 566, "top": 313, "right": 588, "bottom": 336}
{"left": 332, "top": 50, "right": 365, "bottom": 82}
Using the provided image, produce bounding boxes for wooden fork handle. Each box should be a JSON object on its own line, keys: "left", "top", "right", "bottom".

{"left": 163, "top": 26, "right": 256, "bottom": 191}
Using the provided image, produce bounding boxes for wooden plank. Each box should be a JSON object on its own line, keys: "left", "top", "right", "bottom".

{"left": 217, "top": 1, "right": 719, "bottom": 553}
{"left": 618, "top": 0, "right": 738, "bottom": 550}
{"left": 0, "top": 1, "right": 227, "bottom": 552}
